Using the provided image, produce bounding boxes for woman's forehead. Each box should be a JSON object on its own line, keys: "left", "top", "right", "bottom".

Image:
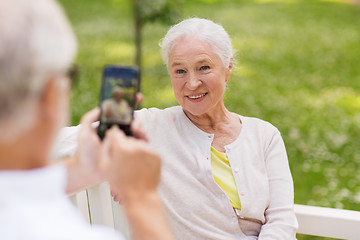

{"left": 172, "top": 36, "right": 211, "bottom": 52}
{"left": 170, "top": 55, "right": 214, "bottom": 67}
{"left": 169, "top": 37, "right": 219, "bottom": 64}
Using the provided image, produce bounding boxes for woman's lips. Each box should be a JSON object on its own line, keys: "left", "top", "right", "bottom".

{"left": 186, "top": 92, "right": 208, "bottom": 102}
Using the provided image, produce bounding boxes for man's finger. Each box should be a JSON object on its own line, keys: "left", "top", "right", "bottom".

{"left": 80, "top": 108, "right": 100, "bottom": 126}
{"left": 135, "top": 92, "right": 143, "bottom": 105}
{"left": 109, "top": 126, "right": 126, "bottom": 141}
{"left": 105, "top": 126, "right": 128, "bottom": 151}
{"left": 99, "top": 136, "right": 111, "bottom": 169}
{"left": 131, "top": 119, "right": 148, "bottom": 142}
{"left": 78, "top": 108, "right": 100, "bottom": 140}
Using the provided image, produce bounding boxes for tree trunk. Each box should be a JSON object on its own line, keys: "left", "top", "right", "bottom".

{"left": 133, "top": 0, "right": 142, "bottom": 72}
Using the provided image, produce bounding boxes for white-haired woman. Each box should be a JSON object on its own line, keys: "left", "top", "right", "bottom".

{"left": 135, "top": 17, "right": 298, "bottom": 239}
{"left": 57, "top": 18, "right": 298, "bottom": 240}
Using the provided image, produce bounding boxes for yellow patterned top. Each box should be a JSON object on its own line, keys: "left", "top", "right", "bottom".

{"left": 211, "top": 146, "right": 241, "bottom": 209}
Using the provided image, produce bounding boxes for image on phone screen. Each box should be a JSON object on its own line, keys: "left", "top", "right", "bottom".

{"left": 97, "top": 65, "right": 139, "bottom": 139}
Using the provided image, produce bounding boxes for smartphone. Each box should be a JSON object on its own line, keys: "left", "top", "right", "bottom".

{"left": 97, "top": 65, "right": 140, "bottom": 139}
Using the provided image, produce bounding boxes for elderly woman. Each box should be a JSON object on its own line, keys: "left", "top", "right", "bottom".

{"left": 136, "top": 17, "right": 298, "bottom": 239}
{"left": 56, "top": 18, "right": 298, "bottom": 240}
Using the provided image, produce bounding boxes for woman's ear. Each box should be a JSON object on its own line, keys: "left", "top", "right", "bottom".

{"left": 225, "top": 56, "right": 233, "bottom": 82}
{"left": 228, "top": 56, "right": 234, "bottom": 72}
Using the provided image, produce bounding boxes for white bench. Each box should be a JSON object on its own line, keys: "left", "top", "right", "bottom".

{"left": 70, "top": 183, "right": 360, "bottom": 240}
{"left": 295, "top": 204, "right": 360, "bottom": 240}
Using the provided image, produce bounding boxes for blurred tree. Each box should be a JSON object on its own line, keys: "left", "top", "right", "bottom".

{"left": 133, "top": 0, "right": 182, "bottom": 72}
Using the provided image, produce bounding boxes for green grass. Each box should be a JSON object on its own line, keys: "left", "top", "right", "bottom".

{"left": 59, "top": 0, "right": 360, "bottom": 239}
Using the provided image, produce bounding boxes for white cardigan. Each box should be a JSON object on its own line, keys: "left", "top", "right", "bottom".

{"left": 135, "top": 106, "right": 297, "bottom": 240}
{"left": 54, "top": 106, "right": 298, "bottom": 240}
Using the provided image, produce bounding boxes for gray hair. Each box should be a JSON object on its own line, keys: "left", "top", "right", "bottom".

{"left": 159, "top": 18, "right": 234, "bottom": 68}
{"left": 0, "top": 0, "right": 77, "bottom": 141}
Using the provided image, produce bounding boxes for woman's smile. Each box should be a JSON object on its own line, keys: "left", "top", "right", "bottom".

{"left": 168, "top": 36, "right": 232, "bottom": 117}
{"left": 186, "top": 92, "right": 208, "bottom": 102}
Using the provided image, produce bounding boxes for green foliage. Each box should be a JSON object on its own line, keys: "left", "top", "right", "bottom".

{"left": 59, "top": 0, "right": 360, "bottom": 239}
{"left": 136, "top": 0, "right": 183, "bottom": 24}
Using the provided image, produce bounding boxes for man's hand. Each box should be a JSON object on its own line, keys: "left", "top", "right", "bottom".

{"left": 131, "top": 118, "right": 149, "bottom": 142}
{"left": 65, "top": 105, "right": 147, "bottom": 195}
{"left": 110, "top": 118, "right": 148, "bottom": 203}
{"left": 75, "top": 108, "right": 102, "bottom": 174}
{"left": 100, "top": 126, "right": 174, "bottom": 240}
{"left": 100, "top": 126, "right": 160, "bottom": 202}
{"left": 66, "top": 108, "right": 103, "bottom": 193}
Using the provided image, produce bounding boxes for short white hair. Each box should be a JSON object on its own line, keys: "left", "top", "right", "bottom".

{"left": 159, "top": 18, "right": 234, "bottom": 68}
{"left": 0, "top": 0, "right": 77, "bottom": 141}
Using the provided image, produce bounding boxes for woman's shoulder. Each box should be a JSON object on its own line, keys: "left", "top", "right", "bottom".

{"left": 135, "top": 105, "right": 182, "bottom": 119}
{"left": 134, "top": 106, "right": 183, "bottom": 130}
{"left": 237, "top": 114, "right": 280, "bottom": 135}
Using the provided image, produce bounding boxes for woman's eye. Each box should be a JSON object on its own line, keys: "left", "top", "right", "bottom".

{"left": 200, "top": 66, "right": 210, "bottom": 71}
{"left": 176, "top": 69, "right": 185, "bottom": 74}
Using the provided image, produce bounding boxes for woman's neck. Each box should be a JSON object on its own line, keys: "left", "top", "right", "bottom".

{"left": 183, "top": 102, "right": 242, "bottom": 152}
{"left": 183, "top": 103, "right": 232, "bottom": 133}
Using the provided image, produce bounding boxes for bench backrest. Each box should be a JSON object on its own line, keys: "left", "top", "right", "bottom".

{"left": 69, "top": 183, "right": 360, "bottom": 240}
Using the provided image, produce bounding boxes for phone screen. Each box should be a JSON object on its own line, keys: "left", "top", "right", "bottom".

{"left": 97, "top": 65, "right": 139, "bottom": 139}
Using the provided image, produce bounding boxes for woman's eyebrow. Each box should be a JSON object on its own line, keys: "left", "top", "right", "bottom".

{"left": 171, "top": 62, "right": 183, "bottom": 68}
{"left": 196, "top": 56, "right": 212, "bottom": 64}
{"left": 197, "top": 59, "right": 209, "bottom": 64}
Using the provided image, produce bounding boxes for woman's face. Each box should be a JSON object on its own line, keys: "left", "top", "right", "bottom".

{"left": 168, "top": 37, "right": 232, "bottom": 117}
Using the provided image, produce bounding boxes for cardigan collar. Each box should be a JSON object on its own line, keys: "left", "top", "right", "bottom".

{"left": 174, "top": 106, "right": 246, "bottom": 153}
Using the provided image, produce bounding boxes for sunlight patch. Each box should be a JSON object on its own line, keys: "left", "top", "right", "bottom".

{"left": 254, "top": 0, "right": 298, "bottom": 4}
{"left": 320, "top": 0, "right": 356, "bottom": 4}
{"left": 104, "top": 42, "right": 135, "bottom": 59}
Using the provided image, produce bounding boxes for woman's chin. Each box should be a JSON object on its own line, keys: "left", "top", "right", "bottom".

{"left": 182, "top": 106, "right": 208, "bottom": 118}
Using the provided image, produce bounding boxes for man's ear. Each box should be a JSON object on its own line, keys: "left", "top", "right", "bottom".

{"left": 39, "top": 77, "right": 60, "bottom": 121}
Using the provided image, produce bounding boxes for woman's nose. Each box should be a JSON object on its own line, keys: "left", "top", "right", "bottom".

{"left": 186, "top": 73, "right": 202, "bottom": 90}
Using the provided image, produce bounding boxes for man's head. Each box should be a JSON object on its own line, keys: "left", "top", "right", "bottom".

{"left": 113, "top": 87, "right": 124, "bottom": 102}
{"left": 0, "top": 0, "right": 77, "bottom": 142}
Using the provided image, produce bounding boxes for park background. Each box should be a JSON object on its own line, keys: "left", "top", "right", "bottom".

{"left": 59, "top": 0, "right": 360, "bottom": 239}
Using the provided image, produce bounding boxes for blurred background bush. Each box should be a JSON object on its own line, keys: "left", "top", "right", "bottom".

{"left": 59, "top": 0, "right": 360, "bottom": 239}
